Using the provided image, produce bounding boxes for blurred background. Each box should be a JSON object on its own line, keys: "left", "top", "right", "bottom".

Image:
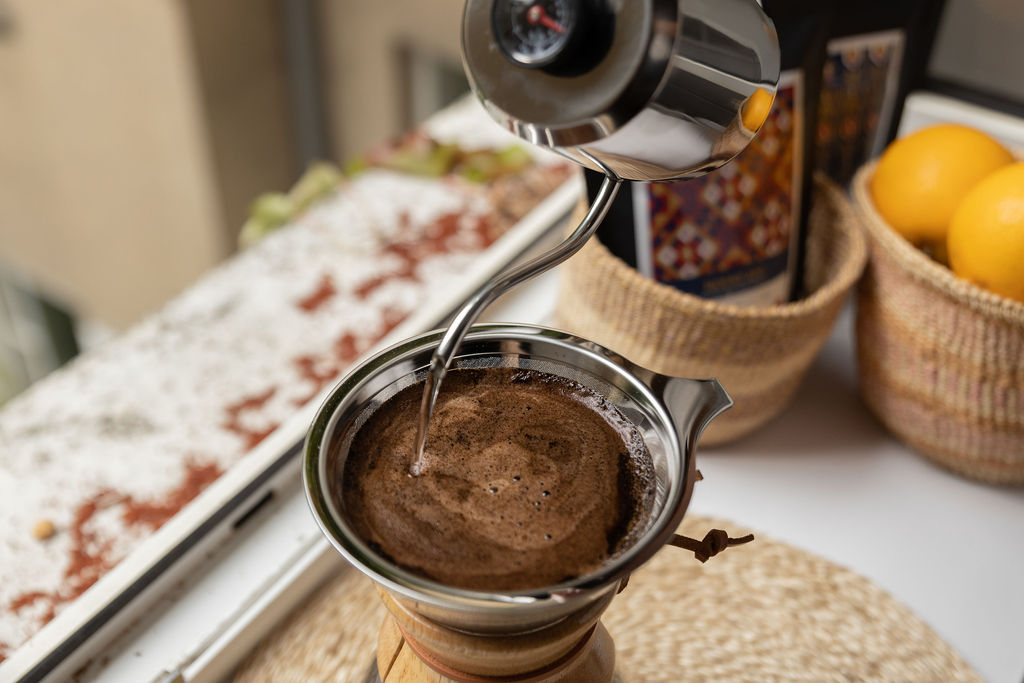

{"left": 0, "top": 0, "right": 1021, "bottom": 406}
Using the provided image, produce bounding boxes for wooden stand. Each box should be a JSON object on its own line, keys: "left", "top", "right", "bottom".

{"left": 375, "top": 589, "right": 617, "bottom": 682}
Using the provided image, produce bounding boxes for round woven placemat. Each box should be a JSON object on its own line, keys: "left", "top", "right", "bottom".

{"left": 234, "top": 517, "right": 979, "bottom": 682}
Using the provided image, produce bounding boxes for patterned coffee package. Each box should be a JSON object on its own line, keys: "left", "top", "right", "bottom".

{"left": 815, "top": 0, "right": 946, "bottom": 185}
{"left": 590, "top": 1, "right": 834, "bottom": 306}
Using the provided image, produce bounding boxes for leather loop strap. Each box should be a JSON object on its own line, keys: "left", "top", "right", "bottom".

{"left": 669, "top": 528, "right": 755, "bottom": 563}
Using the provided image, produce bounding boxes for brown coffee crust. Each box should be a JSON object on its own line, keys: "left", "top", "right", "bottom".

{"left": 342, "top": 367, "right": 653, "bottom": 591}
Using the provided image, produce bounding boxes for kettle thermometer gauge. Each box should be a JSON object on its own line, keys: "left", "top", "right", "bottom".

{"left": 492, "top": 0, "right": 579, "bottom": 68}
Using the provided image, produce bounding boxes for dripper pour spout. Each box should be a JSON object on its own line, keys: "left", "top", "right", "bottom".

{"left": 629, "top": 369, "right": 733, "bottom": 453}
{"left": 662, "top": 377, "right": 734, "bottom": 451}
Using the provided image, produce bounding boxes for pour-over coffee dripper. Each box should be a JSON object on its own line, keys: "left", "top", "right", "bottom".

{"left": 304, "top": 0, "right": 779, "bottom": 678}
{"left": 304, "top": 325, "right": 733, "bottom": 682}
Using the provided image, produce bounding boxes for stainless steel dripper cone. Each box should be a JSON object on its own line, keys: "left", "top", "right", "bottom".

{"left": 304, "top": 324, "right": 732, "bottom": 636}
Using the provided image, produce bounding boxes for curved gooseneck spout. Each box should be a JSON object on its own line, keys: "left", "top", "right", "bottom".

{"left": 412, "top": 171, "right": 622, "bottom": 471}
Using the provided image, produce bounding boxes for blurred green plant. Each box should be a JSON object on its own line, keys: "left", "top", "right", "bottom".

{"left": 373, "top": 138, "right": 531, "bottom": 183}
{"left": 239, "top": 139, "right": 533, "bottom": 248}
{"left": 239, "top": 162, "right": 343, "bottom": 249}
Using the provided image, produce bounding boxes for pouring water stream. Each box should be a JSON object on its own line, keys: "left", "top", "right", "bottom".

{"left": 411, "top": 172, "right": 621, "bottom": 474}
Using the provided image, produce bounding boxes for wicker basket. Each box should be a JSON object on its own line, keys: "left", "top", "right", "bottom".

{"left": 555, "top": 177, "right": 867, "bottom": 445}
{"left": 852, "top": 162, "right": 1024, "bottom": 485}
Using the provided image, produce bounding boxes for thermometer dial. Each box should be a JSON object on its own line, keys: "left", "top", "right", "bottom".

{"left": 492, "top": 0, "right": 579, "bottom": 68}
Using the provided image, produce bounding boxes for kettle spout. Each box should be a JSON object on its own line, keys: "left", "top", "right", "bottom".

{"left": 659, "top": 377, "right": 733, "bottom": 451}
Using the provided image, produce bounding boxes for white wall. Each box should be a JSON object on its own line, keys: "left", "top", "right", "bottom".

{"left": 930, "top": 0, "right": 1024, "bottom": 102}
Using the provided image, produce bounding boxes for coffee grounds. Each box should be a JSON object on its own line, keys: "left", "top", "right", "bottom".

{"left": 341, "top": 367, "right": 655, "bottom": 591}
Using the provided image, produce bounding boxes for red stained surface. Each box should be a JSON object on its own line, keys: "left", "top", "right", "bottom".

{"left": 222, "top": 388, "right": 280, "bottom": 450}
{"left": 2, "top": 155, "right": 570, "bottom": 662}
{"left": 295, "top": 274, "right": 337, "bottom": 313}
{"left": 293, "top": 355, "right": 341, "bottom": 401}
{"left": 122, "top": 461, "right": 223, "bottom": 530}
{"left": 291, "top": 306, "right": 406, "bottom": 406}
{"left": 61, "top": 491, "right": 119, "bottom": 608}
{"left": 334, "top": 333, "right": 360, "bottom": 363}
{"left": 221, "top": 206, "right": 491, "bottom": 447}
{"left": 7, "top": 462, "right": 223, "bottom": 633}
{"left": 355, "top": 211, "right": 494, "bottom": 300}
{"left": 6, "top": 592, "right": 48, "bottom": 614}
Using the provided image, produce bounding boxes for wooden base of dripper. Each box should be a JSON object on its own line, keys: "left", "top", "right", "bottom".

{"left": 375, "top": 588, "right": 617, "bottom": 682}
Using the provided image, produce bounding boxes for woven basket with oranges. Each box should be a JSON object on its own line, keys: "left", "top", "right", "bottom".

{"left": 853, "top": 124, "right": 1024, "bottom": 485}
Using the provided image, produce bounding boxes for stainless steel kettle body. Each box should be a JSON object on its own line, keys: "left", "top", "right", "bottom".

{"left": 462, "top": 0, "right": 781, "bottom": 181}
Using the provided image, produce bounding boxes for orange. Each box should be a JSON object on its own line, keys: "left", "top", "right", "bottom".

{"left": 947, "top": 162, "right": 1024, "bottom": 304}
{"left": 870, "top": 124, "right": 1013, "bottom": 250}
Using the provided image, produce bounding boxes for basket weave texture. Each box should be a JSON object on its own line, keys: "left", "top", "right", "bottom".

{"left": 852, "top": 162, "right": 1024, "bottom": 485}
{"left": 554, "top": 177, "right": 867, "bottom": 445}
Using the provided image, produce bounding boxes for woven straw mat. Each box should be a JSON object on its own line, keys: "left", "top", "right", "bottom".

{"left": 852, "top": 162, "right": 1024, "bottom": 485}
{"left": 234, "top": 516, "right": 978, "bottom": 682}
{"left": 554, "top": 178, "right": 868, "bottom": 446}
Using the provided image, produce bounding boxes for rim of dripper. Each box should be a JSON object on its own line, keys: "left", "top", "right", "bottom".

{"left": 303, "top": 324, "right": 699, "bottom": 611}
